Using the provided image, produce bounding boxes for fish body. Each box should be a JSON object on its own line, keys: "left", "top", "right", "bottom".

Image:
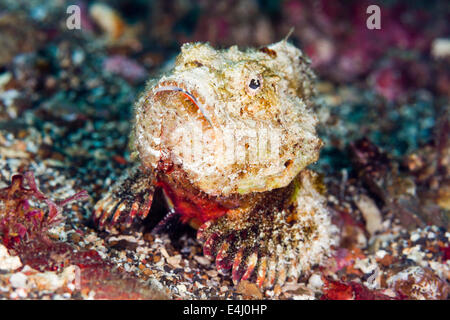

{"left": 94, "top": 40, "right": 337, "bottom": 288}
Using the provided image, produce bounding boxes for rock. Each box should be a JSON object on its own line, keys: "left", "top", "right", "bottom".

{"left": 236, "top": 280, "right": 263, "bottom": 299}
{"left": 166, "top": 254, "right": 182, "bottom": 268}
{"left": 307, "top": 274, "right": 324, "bottom": 291}
{"left": 194, "top": 255, "right": 211, "bottom": 266}
{"left": 431, "top": 38, "right": 450, "bottom": 59}
{"left": 9, "top": 273, "right": 27, "bottom": 288}
{"left": 387, "top": 266, "right": 449, "bottom": 300}
{"left": 355, "top": 195, "right": 383, "bottom": 236}
{"left": 0, "top": 244, "right": 22, "bottom": 271}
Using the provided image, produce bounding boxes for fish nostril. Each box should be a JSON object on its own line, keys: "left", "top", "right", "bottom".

{"left": 284, "top": 160, "right": 292, "bottom": 168}
{"left": 153, "top": 85, "right": 213, "bottom": 127}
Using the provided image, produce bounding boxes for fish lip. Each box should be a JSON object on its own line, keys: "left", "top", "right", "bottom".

{"left": 152, "top": 84, "right": 214, "bottom": 127}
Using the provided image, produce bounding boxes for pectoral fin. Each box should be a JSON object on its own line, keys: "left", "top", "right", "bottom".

{"left": 93, "top": 165, "right": 156, "bottom": 231}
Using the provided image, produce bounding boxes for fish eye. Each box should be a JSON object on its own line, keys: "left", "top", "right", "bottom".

{"left": 246, "top": 76, "right": 263, "bottom": 96}
{"left": 249, "top": 78, "right": 261, "bottom": 90}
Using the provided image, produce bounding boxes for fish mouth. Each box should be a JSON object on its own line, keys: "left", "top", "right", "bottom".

{"left": 152, "top": 83, "right": 214, "bottom": 127}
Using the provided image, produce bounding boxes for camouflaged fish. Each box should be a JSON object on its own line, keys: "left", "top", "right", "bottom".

{"left": 93, "top": 40, "right": 337, "bottom": 288}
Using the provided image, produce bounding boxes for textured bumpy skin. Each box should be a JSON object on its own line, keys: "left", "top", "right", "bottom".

{"left": 93, "top": 40, "right": 337, "bottom": 288}
{"left": 197, "top": 170, "right": 336, "bottom": 286}
{"left": 135, "top": 40, "right": 321, "bottom": 196}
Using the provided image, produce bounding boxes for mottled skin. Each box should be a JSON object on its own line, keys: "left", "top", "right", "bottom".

{"left": 93, "top": 40, "right": 337, "bottom": 288}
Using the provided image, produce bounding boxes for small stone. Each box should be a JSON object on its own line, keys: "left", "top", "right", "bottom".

{"left": 387, "top": 266, "right": 449, "bottom": 300}
{"left": 177, "top": 284, "right": 187, "bottom": 293}
{"left": 160, "top": 247, "right": 170, "bottom": 259}
{"left": 166, "top": 255, "right": 182, "bottom": 268}
{"left": 308, "top": 274, "right": 324, "bottom": 291}
{"left": 142, "top": 268, "right": 153, "bottom": 277}
{"left": 0, "top": 244, "right": 22, "bottom": 271}
{"left": 9, "top": 273, "right": 27, "bottom": 288}
{"left": 194, "top": 255, "right": 211, "bottom": 266}
{"left": 206, "top": 269, "right": 218, "bottom": 277}
{"left": 69, "top": 232, "right": 82, "bottom": 243}
{"left": 375, "top": 250, "right": 387, "bottom": 259}
{"left": 355, "top": 195, "right": 383, "bottom": 236}
{"left": 236, "top": 280, "right": 263, "bottom": 299}
{"left": 410, "top": 232, "right": 421, "bottom": 242}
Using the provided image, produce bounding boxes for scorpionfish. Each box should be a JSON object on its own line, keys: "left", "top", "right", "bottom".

{"left": 93, "top": 40, "right": 337, "bottom": 288}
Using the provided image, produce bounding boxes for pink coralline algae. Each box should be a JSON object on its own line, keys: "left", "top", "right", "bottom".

{"left": 103, "top": 55, "right": 148, "bottom": 83}
{"left": 0, "top": 171, "right": 88, "bottom": 247}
